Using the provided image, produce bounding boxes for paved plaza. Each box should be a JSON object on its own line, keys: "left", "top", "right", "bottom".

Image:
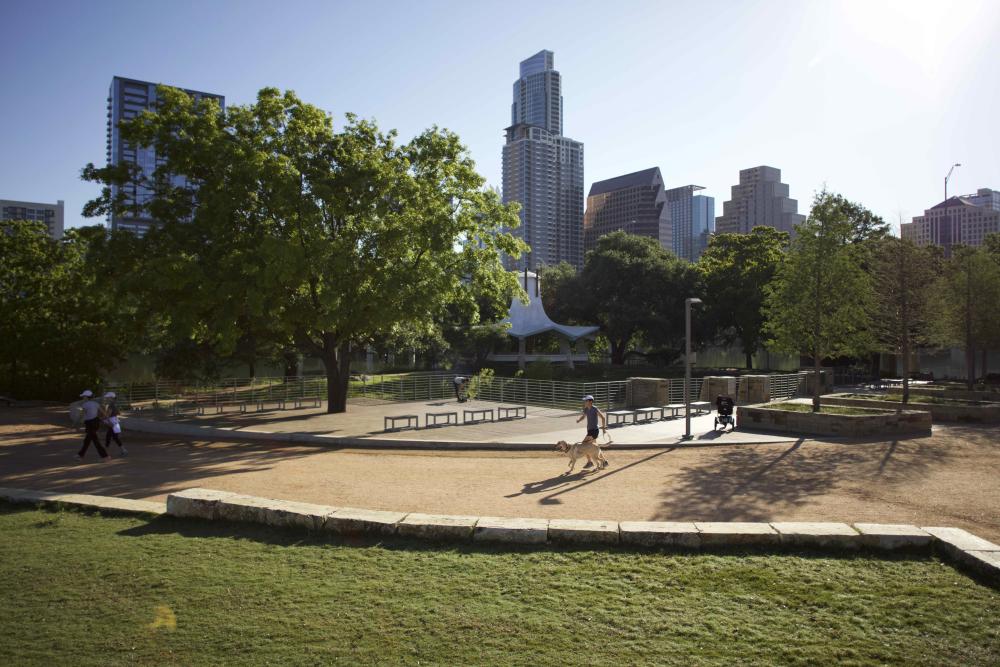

{"left": 133, "top": 397, "right": 795, "bottom": 447}
{"left": 1, "top": 405, "right": 997, "bottom": 541}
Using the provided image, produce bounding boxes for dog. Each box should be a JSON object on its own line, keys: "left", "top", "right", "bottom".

{"left": 554, "top": 436, "right": 608, "bottom": 474}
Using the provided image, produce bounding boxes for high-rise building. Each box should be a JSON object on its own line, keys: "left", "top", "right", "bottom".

{"left": 1, "top": 198, "right": 64, "bottom": 239}
{"left": 502, "top": 51, "right": 584, "bottom": 271}
{"left": 107, "top": 76, "right": 224, "bottom": 236}
{"left": 584, "top": 168, "right": 670, "bottom": 254}
{"left": 900, "top": 188, "right": 1000, "bottom": 257}
{"left": 665, "top": 185, "right": 715, "bottom": 262}
{"left": 715, "top": 166, "right": 804, "bottom": 236}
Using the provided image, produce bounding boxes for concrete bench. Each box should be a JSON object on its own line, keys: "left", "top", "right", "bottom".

{"left": 497, "top": 406, "right": 527, "bottom": 421}
{"left": 635, "top": 407, "right": 664, "bottom": 423}
{"left": 607, "top": 409, "right": 636, "bottom": 427}
{"left": 384, "top": 414, "right": 419, "bottom": 431}
{"left": 691, "top": 401, "right": 711, "bottom": 415}
{"left": 256, "top": 398, "right": 288, "bottom": 412}
{"left": 171, "top": 402, "right": 206, "bottom": 416}
{"left": 212, "top": 401, "right": 248, "bottom": 414}
{"left": 662, "top": 403, "right": 686, "bottom": 418}
{"left": 425, "top": 411, "right": 458, "bottom": 428}
{"left": 463, "top": 408, "right": 494, "bottom": 424}
{"left": 293, "top": 397, "right": 322, "bottom": 409}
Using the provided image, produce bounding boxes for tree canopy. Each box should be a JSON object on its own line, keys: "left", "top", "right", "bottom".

{"left": 83, "top": 86, "right": 526, "bottom": 411}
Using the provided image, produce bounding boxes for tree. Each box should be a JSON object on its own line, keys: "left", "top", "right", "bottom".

{"left": 83, "top": 86, "right": 525, "bottom": 412}
{"left": 538, "top": 261, "right": 581, "bottom": 324}
{"left": 0, "top": 222, "right": 129, "bottom": 399}
{"left": 698, "top": 226, "right": 788, "bottom": 369}
{"left": 929, "top": 246, "right": 1000, "bottom": 387}
{"left": 764, "top": 190, "right": 875, "bottom": 411}
{"left": 870, "top": 236, "right": 940, "bottom": 403}
{"left": 574, "top": 232, "right": 700, "bottom": 365}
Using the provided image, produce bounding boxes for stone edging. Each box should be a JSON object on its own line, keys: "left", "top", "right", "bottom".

{"left": 2, "top": 486, "right": 997, "bottom": 584}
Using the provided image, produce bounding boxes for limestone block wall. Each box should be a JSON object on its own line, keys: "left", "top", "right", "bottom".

{"left": 628, "top": 378, "right": 669, "bottom": 408}
{"left": 737, "top": 375, "right": 772, "bottom": 404}
{"left": 699, "top": 376, "right": 737, "bottom": 405}
{"left": 736, "top": 404, "right": 931, "bottom": 436}
{"left": 822, "top": 395, "right": 1000, "bottom": 423}
{"left": 798, "top": 370, "right": 834, "bottom": 396}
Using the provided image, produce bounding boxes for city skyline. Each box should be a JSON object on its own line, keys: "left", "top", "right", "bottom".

{"left": 2, "top": 0, "right": 999, "bottom": 235}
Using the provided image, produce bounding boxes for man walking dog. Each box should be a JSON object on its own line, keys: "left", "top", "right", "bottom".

{"left": 575, "top": 395, "right": 607, "bottom": 469}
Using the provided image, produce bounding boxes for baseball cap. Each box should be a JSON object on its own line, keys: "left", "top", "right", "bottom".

{"left": 80, "top": 390, "right": 93, "bottom": 398}
{"left": 582, "top": 395, "right": 594, "bottom": 401}
{"left": 103, "top": 391, "right": 116, "bottom": 399}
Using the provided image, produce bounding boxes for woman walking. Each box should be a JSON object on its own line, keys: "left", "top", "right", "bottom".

{"left": 101, "top": 391, "right": 127, "bottom": 456}
{"left": 76, "top": 390, "right": 110, "bottom": 462}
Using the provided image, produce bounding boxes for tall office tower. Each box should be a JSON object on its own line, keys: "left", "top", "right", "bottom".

{"left": 900, "top": 188, "right": 1000, "bottom": 257}
{"left": 665, "top": 185, "right": 715, "bottom": 262}
{"left": 584, "top": 168, "right": 670, "bottom": 254}
{"left": 107, "top": 76, "right": 224, "bottom": 236}
{"left": 0, "top": 198, "right": 64, "bottom": 239}
{"left": 715, "top": 166, "right": 804, "bottom": 236}
{"left": 502, "top": 51, "right": 584, "bottom": 271}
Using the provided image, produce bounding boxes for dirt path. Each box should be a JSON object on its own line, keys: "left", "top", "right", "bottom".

{"left": 2, "top": 407, "right": 998, "bottom": 540}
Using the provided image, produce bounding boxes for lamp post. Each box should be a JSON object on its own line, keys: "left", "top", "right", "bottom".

{"left": 945, "top": 163, "right": 961, "bottom": 200}
{"left": 683, "top": 297, "right": 702, "bottom": 440}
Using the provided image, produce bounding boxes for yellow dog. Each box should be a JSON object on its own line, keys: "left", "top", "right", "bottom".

{"left": 554, "top": 436, "right": 608, "bottom": 474}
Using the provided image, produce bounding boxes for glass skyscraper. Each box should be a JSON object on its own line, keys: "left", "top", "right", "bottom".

{"left": 502, "top": 51, "right": 584, "bottom": 271}
{"left": 106, "top": 76, "right": 224, "bottom": 235}
{"left": 666, "top": 185, "right": 715, "bottom": 262}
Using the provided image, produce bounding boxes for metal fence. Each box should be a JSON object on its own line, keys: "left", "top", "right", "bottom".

{"left": 105, "top": 371, "right": 807, "bottom": 413}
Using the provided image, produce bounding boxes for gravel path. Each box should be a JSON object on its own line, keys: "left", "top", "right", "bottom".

{"left": 2, "top": 406, "right": 997, "bottom": 541}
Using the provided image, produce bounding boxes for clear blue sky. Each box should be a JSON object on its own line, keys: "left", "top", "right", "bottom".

{"left": 2, "top": 0, "right": 998, "bottom": 233}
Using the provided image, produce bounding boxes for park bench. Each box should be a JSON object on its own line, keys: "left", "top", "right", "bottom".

{"left": 211, "top": 400, "right": 248, "bottom": 414}
{"left": 662, "top": 403, "right": 686, "bottom": 418}
{"left": 690, "top": 401, "right": 711, "bottom": 415}
{"left": 293, "top": 397, "right": 322, "bottom": 409}
{"left": 497, "top": 406, "right": 527, "bottom": 421}
{"left": 384, "top": 414, "right": 419, "bottom": 431}
{"left": 425, "top": 411, "right": 458, "bottom": 428}
{"left": 171, "top": 401, "right": 206, "bottom": 416}
{"left": 255, "top": 398, "right": 288, "bottom": 412}
{"left": 634, "top": 407, "right": 664, "bottom": 423}
{"left": 607, "top": 409, "right": 636, "bottom": 427}
{"left": 463, "top": 408, "right": 494, "bottom": 424}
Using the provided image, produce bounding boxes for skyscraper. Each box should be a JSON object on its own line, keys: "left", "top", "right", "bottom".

{"left": 715, "top": 166, "right": 804, "bottom": 236}
{"left": 665, "top": 185, "right": 715, "bottom": 262}
{"left": 901, "top": 188, "right": 1000, "bottom": 257}
{"left": 107, "top": 76, "right": 224, "bottom": 235}
{"left": 1, "top": 198, "right": 64, "bottom": 239}
{"left": 502, "top": 51, "right": 584, "bottom": 271}
{"left": 584, "top": 168, "right": 670, "bottom": 254}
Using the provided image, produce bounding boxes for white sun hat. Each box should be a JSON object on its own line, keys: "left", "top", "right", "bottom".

{"left": 80, "top": 390, "right": 93, "bottom": 398}
{"left": 103, "top": 391, "right": 116, "bottom": 399}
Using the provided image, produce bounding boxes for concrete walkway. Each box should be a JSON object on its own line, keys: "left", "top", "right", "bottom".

{"left": 129, "top": 398, "right": 796, "bottom": 448}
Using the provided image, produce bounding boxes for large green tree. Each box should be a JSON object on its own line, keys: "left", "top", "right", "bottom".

{"left": 0, "top": 222, "right": 129, "bottom": 399}
{"left": 870, "top": 237, "right": 940, "bottom": 403}
{"left": 698, "top": 226, "right": 788, "bottom": 369}
{"left": 764, "top": 191, "right": 875, "bottom": 411}
{"left": 83, "top": 86, "right": 525, "bottom": 412}
{"left": 574, "top": 232, "right": 701, "bottom": 365}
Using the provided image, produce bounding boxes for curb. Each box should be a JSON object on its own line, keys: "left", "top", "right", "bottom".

{"left": 123, "top": 417, "right": 796, "bottom": 451}
{"left": 3, "top": 485, "right": 997, "bottom": 584}
{"left": 0, "top": 487, "right": 166, "bottom": 516}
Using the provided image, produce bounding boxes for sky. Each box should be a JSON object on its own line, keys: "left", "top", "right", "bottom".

{"left": 2, "top": 0, "right": 999, "bottom": 233}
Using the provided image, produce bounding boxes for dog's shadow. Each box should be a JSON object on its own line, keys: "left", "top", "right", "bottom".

{"left": 505, "top": 471, "right": 589, "bottom": 498}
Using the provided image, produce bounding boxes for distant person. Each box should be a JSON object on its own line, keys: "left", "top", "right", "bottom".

{"left": 453, "top": 376, "right": 469, "bottom": 403}
{"left": 76, "top": 390, "right": 109, "bottom": 462}
{"left": 101, "top": 391, "right": 127, "bottom": 456}
{"left": 575, "top": 395, "right": 607, "bottom": 469}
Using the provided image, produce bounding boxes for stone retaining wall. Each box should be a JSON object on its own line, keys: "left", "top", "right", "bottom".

{"left": 822, "top": 394, "right": 1000, "bottom": 424}
{"left": 2, "top": 486, "right": 997, "bottom": 582}
{"left": 736, "top": 404, "right": 931, "bottom": 436}
{"left": 909, "top": 387, "right": 1000, "bottom": 402}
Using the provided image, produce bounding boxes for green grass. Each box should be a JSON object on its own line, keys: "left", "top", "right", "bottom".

{"left": 1, "top": 505, "right": 998, "bottom": 666}
{"left": 765, "top": 402, "right": 878, "bottom": 415}
{"left": 842, "top": 393, "right": 990, "bottom": 406}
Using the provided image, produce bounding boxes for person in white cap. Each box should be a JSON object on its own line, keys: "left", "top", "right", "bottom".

{"left": 76, "top": 390, "right": 109, "bottom": 461}
{"left": 575, "top": 395, "right": 607, "bottom": 469}
{"left": 100, "top": 392, "right": 127, "bottom": 456}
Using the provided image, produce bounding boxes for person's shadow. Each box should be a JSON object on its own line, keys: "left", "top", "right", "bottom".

{"left": 505, "top": 471, "right": 586, "bottom": 498}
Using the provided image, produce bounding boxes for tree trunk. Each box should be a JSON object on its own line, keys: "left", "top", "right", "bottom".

{"left": 966, "top": 261, "right": 975, "bottom": 390}
{"left": 321, "top": 341, "right": 351, "bottom": 414}
{"left": 283, "top": 352, "right": 299, "bottom": 379}
{"left": 745, "top": 350, "right": 754, "bottom": 370}
{"left": 981, "top": 348, "right": 988, "bottom": 382}
{"left": 901, "top": 339, "right": 910, "bottom": 407}
{"left": 813, "top": 350, "right": 821, "bottom": 413}
{"left": 610, "top": 339, "right": 627, "bottom": 366}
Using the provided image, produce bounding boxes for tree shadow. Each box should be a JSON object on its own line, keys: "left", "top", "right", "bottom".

{"left": 654, "top": 436, "right": 951, "bottom": 522}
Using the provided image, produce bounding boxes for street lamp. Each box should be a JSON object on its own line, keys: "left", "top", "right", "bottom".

{"left": 683, "top": 297, "right": 702, "bottom": 440}
{"left": 945, "top": 163, "right": 961, "bottom": 200}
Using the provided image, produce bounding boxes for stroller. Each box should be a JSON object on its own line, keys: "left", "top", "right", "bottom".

{"left": 714, "top": 394, "right": 735, "bottom": 431}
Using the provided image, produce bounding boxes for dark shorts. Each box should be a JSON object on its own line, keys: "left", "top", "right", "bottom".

{"left": 587, "top": 428, "right": 600, "bottom": 440}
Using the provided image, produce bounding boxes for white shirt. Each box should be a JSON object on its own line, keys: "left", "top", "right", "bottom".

{"left": 81, "top": 399, "right": 100, "bottom": 421}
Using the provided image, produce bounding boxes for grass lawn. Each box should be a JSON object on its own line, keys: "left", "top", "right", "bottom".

{"left": 765, "top": 402, "right": 878, "bottom": 416}
{"left": 1, "top": 505, "right": 998, "bottom": 666}
{"left": 842, "top": 393, "right": 991, "bottom": 406}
